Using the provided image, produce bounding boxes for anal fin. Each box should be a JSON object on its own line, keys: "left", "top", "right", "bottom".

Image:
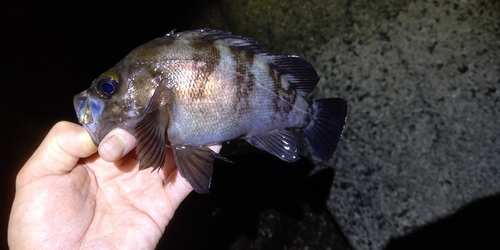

{"left": 244, "top": 130, "right": 299, "bottom": 162}
{"left": 173, "top": 145, "right": 231, "bottom": 194}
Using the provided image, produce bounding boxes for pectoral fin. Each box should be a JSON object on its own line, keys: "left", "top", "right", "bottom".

{"left": 173, "top": 145, "right": 232, "bottom": 194}
{"left": 135, "top": 109, "right": 168, "bottom": 171}
{"left": 245, "top": 130, "right": 299, "bottom": 162}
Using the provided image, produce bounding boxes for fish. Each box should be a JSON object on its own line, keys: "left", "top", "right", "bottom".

{"left": 74, "top": 29, "right": 347, "bottom": 194}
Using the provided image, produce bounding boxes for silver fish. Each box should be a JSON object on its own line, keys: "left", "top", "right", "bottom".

{"left": 74, "top": 29, "right": 347, "bottom": 193}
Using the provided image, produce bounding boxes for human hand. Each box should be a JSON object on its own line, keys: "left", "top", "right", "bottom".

{"left": 8, "top": 121, "right": 220, "bottom": 249}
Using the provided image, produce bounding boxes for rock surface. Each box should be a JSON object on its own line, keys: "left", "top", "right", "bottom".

{"left": 191, "top": 0, "right": 500, "bottom": 249}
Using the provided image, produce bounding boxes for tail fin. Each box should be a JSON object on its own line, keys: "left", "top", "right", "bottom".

{"left": 304, "top": 98, "right": 347, "bottom": 160}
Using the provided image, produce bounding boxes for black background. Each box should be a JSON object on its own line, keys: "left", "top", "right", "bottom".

{"left": 2, "top": 1, "right": 202, "bottom": 248}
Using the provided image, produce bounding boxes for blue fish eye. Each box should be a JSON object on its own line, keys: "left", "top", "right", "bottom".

{"left": 101, "top": 81, "right": 114, "bottom": 93}
{"left": 96, "top": 77, "right": 118, "bottom": 98}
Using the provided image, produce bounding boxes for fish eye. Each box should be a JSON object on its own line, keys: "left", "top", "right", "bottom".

{"left": 95, "top": 71, "right": 119, "bottom": 98}
{"left": 96, "top": 77, "right": 118, "bottom": 98}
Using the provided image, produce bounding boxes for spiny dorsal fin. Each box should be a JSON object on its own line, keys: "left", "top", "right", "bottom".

{"left": 267, "top": 55, "right": 319, "bottom": 96}
{"left": 171, "top": 29, "right": 319, "bottom": 96}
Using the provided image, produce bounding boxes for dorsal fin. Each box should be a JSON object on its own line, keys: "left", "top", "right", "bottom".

{"left": 171, "top": 29, "right": 319, "bottom": 96}
{"left": 171, "top": 28, "right": 267, "bottom": 54}
{"left": 267, "top": 55, "right": 319, "bottom": 96}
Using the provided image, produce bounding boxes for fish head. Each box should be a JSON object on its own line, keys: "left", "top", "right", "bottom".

{"left": 74, "top": 64, "right": 162, "bottom": 145}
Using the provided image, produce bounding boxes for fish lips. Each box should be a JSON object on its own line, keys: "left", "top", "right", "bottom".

{"left": 73, "top": 91, "right": 112, "bottom": 145}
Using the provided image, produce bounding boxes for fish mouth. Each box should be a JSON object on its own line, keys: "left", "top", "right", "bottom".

{"left": 73, "top": 91, "right": 106, "bottom": 145}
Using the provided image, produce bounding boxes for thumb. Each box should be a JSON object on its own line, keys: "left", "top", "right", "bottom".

{"left": 98, "top": 128, "right": 136, "bottom": 162}
{"left": 22, "top": 121, "right": 97, "bottom": 177}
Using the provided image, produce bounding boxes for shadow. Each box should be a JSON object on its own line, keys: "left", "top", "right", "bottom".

{"left": 157, "top": 148, "right": 335, "bottom": 250}
{"left": 386, "top": 193, "right": 500, "bottom": 250}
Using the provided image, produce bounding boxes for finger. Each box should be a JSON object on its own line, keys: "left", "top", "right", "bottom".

{"left": 164, "top": 169, "right": 193, "bottom": 210}
{"left": 98, "top": 128, "right": 136, "bottom": 162}
{"left": 23, "top": 121, "right": 97, "bottom": 176}
{"left": 162, "top": 148, "right": 177, "bottom": 179}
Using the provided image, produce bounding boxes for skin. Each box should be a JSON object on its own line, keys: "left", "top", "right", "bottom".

{"left": 8, "top": 121, "right": 221, "bottom": 249}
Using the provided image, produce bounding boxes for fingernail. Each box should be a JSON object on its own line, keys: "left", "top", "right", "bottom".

{"left": 101, "top": 133, "right": 126, "bottom": 161}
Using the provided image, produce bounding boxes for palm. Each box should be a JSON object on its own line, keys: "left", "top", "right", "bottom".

{"left": 9, "top": 126, "right": 194, "bottom": 250}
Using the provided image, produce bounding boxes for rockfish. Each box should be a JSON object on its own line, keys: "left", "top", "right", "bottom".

{"left": 74, "top": 29, "right": 347, "bottom": 193}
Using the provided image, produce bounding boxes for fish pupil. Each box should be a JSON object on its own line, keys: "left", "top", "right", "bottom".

{"left": 101, "top": 81, "right": 114, "bottom": 94}
{"left": 96, "top": 77, "right": 117, "bottom": 98}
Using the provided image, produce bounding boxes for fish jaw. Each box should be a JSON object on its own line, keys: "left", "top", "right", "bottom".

{"left": 73, "top": 90, "right": 112, "bottom": 145}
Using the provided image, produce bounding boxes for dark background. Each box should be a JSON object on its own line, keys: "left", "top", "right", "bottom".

{"left": 2, "top": 1, "right": 350, "bottom": 249}
{"left": 2, "top": 1, "right": 192, "bottom": 248}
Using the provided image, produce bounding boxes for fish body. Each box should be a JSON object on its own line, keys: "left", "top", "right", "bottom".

{"left": 74, "top": 29, "right": 347, "bottom": 193}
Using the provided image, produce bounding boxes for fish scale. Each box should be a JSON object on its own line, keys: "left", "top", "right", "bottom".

{"left": 74, "top": 29, "right": 348, "bottom": 194}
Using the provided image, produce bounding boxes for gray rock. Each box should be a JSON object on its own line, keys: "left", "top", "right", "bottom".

{"left": 192, "top": 0, "right": 500, "bottom": 249}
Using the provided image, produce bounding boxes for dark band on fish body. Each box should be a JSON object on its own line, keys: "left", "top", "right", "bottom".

{"left": 264, "top": 65, "right": 281, "bottom": 122}
{"left": 230, "top": 47, "right": 255, "bottom": 116}
{"left": 191, "top": 63, "right": 209, "bottom": 100}
{"left": 268, "top": 67, "right": 297, "bottom": 121}
{"left": 278, "top": 80, "right": 297, "bottom": 115}
{"left": 187, "top": 39, "right": 222, "bottom": 100}
{"left": 189, "top": 39, "right": 221, "bottom": 77}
